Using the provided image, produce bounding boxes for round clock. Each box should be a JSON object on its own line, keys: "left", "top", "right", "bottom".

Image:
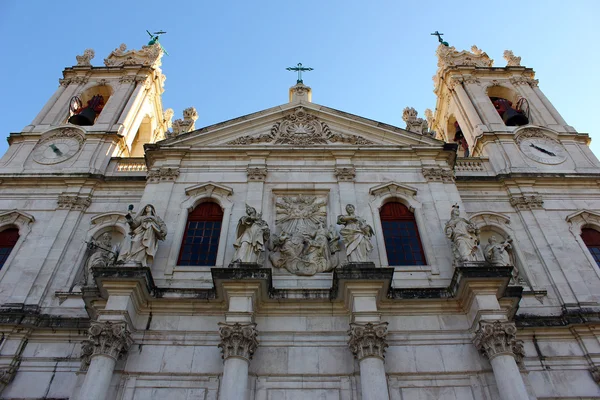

{"left": 33, "top": 136, "right": 82, "bottom": 165}
{"left": 519, "top": 137, "right": 566, "bottom": 165}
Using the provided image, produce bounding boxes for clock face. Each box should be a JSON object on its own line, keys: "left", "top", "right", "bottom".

{"left": 519, "top": 137, "right": 567, "bottom": 165}
{"left": 33, "top": 137, "right": 82, "bottom": 165}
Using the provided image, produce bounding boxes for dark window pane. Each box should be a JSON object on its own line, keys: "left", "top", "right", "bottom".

{"left": 380, "top": 203, "right": 425, "bottom": 266}
{"left": 178, "top": 203, "right": 223, "bottom": 266}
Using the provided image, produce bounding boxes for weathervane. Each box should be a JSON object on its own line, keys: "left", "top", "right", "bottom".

{"left": 146, "top": 30, "right": 169, "bottom": 55}
{"left": 431, "top": 31, "right": 449, "bottom": 47}
{"left": 286, "top": 63, "right": 313, "bottom": 84}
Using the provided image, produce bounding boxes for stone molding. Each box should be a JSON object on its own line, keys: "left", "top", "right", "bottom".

{"left": 591, "top": 366, "right": 600, "bottom": 385}
{"left": 147, "top": 167, "right": 179, "bottom": 183}
{"left": 514, "top": 128, "right": 559, "bottom": 145}
{"left": 80, "top": 321, "right": 133, "bottom": 369}
{"left": 566, "top": 210, "right": 600, "bottom": 235}
{"left": 334, "top": 166, "right": 356, "bottom": 182}
{"left": 473, "top": 320, "right": 525, "bottom": 363}
{"left": 57, "top": 194, "right": 92, "bottom": 211}
{"left": 104, "top": 43, "right": 163, "bottom": 69}
{"left": 218, "top": 322, "right": 259, "bottom": 361}
{"left": 348, "top": 322, "right": 389, "bottom": 361}
{"left": 509, "top": 194, "right": 543, "bottom": 210}
{"left": 59, "top": 76, "right": 89, "bottom": 86}
{"left": 247, "top": 167, "right": 267, "bottom": 182}
{"left": 369, "top": 182, "right": 418, "bottom": 202}
{"left": 0, "top": 210, "right": 34, "bottom": 230}
{"left": 422, "top": 167, "right": 455, "bottom": 183}
{"left": 510, "top": 76, "right": 539, "bottom": 87}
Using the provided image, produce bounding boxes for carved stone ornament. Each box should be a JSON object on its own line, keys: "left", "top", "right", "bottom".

{"left": 348, "top": 322, "right": 389, "bottom": 361}
{"left": 80, "top": 321, "right": 133, "bottom": 369}
{"left": 147, "top": 167, "right": 180, "bottom": 183}
{"left": 473, "top": 320, "right": 525, "bottom": 364}
{"left": 76, "top": 48, "right": 95, "bottom": 66}
{"left": 104, "top": 43, "right": 163, "bottom": 69}
{"left": 171, "top": 107, "right": 198, "bottom": 136}
{"left": 247, "top": 167, "right": 267, "bottom": 182}
{"left": 118, "top": 204, "right": 167, "bottom": 267}
{"left": 334, "top": 166, "right": 356, "bottom": 182}
{"left": 269, "top": 195, "right": 341, "bottom": 275}
{"left": 0, "top": 210, "right": 34, "bottom": 229}
{"left": 445, "top": 204, "right": 481, "bottom": 264}
{"left": 503, "top": 50, "right": 522, "bottom": 67}
{"left": 84, "top": 232, "right": 119, "bottom": 286}
{"left": 59, "top": 76, "right": 90, "bottom": 87}
{"left": 226, "top": 107, "right": 375, "bottom": 146}
{"left": 337, "top": 204, "right": 374, "bottom": 263}
{"left": 218, "top": 322, "right": 259, "bottom": 361}
{"left": 422, "top": 167, "right": 455, "bottom": 183}
{"left": 402, "top": 107, "right": 428, "bottom": 134}
{"left": 232, "top": 204, "right": 270, "bottom": 264}
{"left": 436, "top": 44, "right": 494, "bottom": 70}
{"left": 514, "top": 128, "right": 559, "bottom": 146}
{"left": 57, "top": 194, "right": 92, "bottom": 211}
{"left": 509, "top": 75, "right": 538, "bottom": 87}
{"left": 509, "top": 194, "right": 544, "bottom": 210}
{"left": 483, "top": 235, "right": 513, "bottom": 266}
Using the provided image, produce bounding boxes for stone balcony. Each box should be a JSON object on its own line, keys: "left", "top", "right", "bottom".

{"left": 454, "top": 157, "right": 493, "bottom": 177}
{"left": 105, "top": 157, "right": 147, "bottom": 177}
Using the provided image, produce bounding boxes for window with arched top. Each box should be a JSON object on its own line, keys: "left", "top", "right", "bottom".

{"left": 0, "top": 228, "right": 19, "bottom": 269}
{"left": 581, "top": 227, "right": 600, "bottom": 267}
{"left": 177, "top": 202, "right": 224, "bottom": 266}
{"left": 380, "top": 202, "right": 426, "bottom": 266}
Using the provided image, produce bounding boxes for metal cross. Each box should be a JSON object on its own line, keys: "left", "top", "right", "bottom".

{"left": 286, "top": 63, "right": 313, "bottom": 84}
{"left": 431, "top": 31, "right": 449, "bottom": 47}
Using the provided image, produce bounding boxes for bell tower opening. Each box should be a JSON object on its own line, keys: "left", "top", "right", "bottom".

{"left": 447, "top": 115, "right": 469, "bottom": 157}
{"left": 129, "top": 116, "right": 153, "bottom": 157}
{"left": 487, "top": 85, "right": 529, "bottom": 127}
{"left": 67, "top": 85, "right": 113, "bottom": 127}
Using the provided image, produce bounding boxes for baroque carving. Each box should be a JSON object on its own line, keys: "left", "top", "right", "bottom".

{"left": 0, "top": 210, "right": 34, "bottom": 229}
{"left": 147, "top": 167, "right": 179, "bottom": 183}
{"left": 119, "top": 75, "right": 137, "bottom": 84}
{"left": 337, "top": 204, "right": 374, "bottom": 263}
{"left": 75, "top": 49, "right": 95, "bottom": 66}
{"left": 348, "top": 322, "right": 389, "bottom": 361}
{"left": 269, "top": 195, "right": 341, "bottom": 275}
{"left": 80, "top": 321, "right": 133, "bottom": 369}
{"left": 232, "top": 205, "right": 270, "bottom": 264}
{"left": 118, "top": 204, "right": 167, "bottom": 267}
{"left": 247, "top": 167, "right": 267, "bottom": 182}
{"left": 84, "top": 233, "right": 119, "bottom": 285}
{"left": 509, "top": 75, "right": 538, "bottom": 87}
{"left": 334, "top": 166, "right": 356, "bottom": 182}
{"left": 484, "top": 236, "right": 513, "bottom": 266}
{"left": 509, "top": 194, "right": 544, "bottom": 210}
{"left": 473, "top": 320, "right": 525, "bottom": 364}
{"left": 171, "top": 107, "right": 198, "bottom": 136}
{"left": 218, "top": 322, "right": 259, "bottom": 361}
{"left": 514, "top": 128, "right": 558, "bottom": 145}
{"left": 185, "top": 182, "right": 233, "bottom": 200}
{"left": 104, "top": 43, "right": 163, "bottom": 69}
{"left": 57, "top": 194, "right": 92, "bottom": 211}
{"left": 436, "top": 44, "right": 494, "bottom": 72}
{"left": 402, "top": 107, "right": 428, "bottom": 134}
{"left": 503, "top": 50, "right": 522, "bottom": 67}
{"left": 445, "top": 204, "right": 481, "bottom": 264}
{"left": 422, "top": 167, "right": 454, "bottom": 182}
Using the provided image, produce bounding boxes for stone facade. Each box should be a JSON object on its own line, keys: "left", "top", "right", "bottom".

{"left": 0, "top": 42, "right": 597, "bottom": 400}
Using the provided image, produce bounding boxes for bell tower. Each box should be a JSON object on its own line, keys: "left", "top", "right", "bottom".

{"left": 1, "top": 42, "right": 172, "bottom": 173}
{"left": 429, "top": 43, "right": 598, "bottom": 173}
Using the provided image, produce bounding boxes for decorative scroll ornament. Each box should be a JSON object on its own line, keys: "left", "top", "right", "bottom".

{"left": 509, "top": 194, "right": 544, "bottom": 210}
{"left": 422, "top": 167, "right": 455, "bottom": 182}
{"left": 80, "top": 321, "right": 133, "bottom": 370}
{"left": 247, "top": 167, "right": 267, "bottom": 182}
{"left": 104, "top": 43, "right": 163, "bottom": 69}
{"left": 348, "top": 322, "right": 389, "bottom": 361}
{"left": 436, "top": 44, "right": 494, "bottom": 70}
{"left": 473, "top": 320, "right": 525, "bottom": 364}
{"left": 57, "top": 194, "right": 92, "bottom": 211}
{"left": 226, "top": 107, "right": 375, "bottom": 146}
{"left": 76, "top": 49, "right": 95, "bottom": 66}
{"left": 218, "top": 322, "right": 259, "bottom": 361}
{"left": 334, "top": 166, "right": 356, "bottom": 182}
{"left": 503, "top": 50, "right": 522, "bottom": 67}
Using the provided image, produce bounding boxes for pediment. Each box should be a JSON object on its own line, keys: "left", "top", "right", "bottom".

{"left": 155, "top": 102, "right": 442, "bottom": 149}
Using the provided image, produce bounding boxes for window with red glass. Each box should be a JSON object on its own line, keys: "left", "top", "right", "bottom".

{"left": 0, "top": 228, "right": 19, "bottom": 269}
{"left": 380, "top": 202, "right": 426, "bottom": 266}
{"left": 582, "top": 227, "right": 600, "bottom": 268}
{"left": 177, "top": 202, "right": 223, "bottom": 266}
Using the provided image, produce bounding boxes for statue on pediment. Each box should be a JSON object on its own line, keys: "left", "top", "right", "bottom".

{"left": 445, "top": 204, "right": 481, "bottom": 264}
{"left": 118, "top": 204, "right": 167, "bottom": 267}
{"left": 232, "top": 205, "right": 270, "bottom": 264}
{"left": 337, "top": 204, "right": 374, "bottom": 263}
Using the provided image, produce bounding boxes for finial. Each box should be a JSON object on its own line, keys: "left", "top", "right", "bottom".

{"left": 146, "top": 30, "right": 169, "bottom": 55}
{"left": 431, "top": 31, "right": 449, "bottom": 47}
{"left": 286, "top": 63, "right": 314, "bottom": 84}
{"left": 76, "top": 49, "right": 95, "bottom": 66}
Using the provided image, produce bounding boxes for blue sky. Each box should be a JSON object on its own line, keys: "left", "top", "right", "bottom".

{"left": 1, "top": 1, "right": 599, "bottom": 156}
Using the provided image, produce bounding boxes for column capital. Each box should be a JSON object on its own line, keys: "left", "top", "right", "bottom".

{"left": 80, "top": 321, "right": 133, "bottom": 370}
{"left": 473, "top": 320, "right": 524, "bottom": 363}
{"left": 218, "top": 322, "right": 259, "bottom": 362}
{"left": 348, "top": 322, "right": 389, "bottom": 361}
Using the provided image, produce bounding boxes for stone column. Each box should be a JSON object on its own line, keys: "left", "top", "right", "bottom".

{"left": 348, "top": 322, "right": 390, "bottom": 400}
{"left": 218, "top": 322, "right": 259, "bottom": 400}
{"left": 79, "top": 321, "right": 133, "bottom": 400}
{"left": 473, "top": 320, "right": 529, "bottom": 400}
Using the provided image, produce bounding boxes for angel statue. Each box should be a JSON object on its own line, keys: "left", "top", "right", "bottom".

{"left": 118, "top": 204, "right": 167, "bottom": 267}
{"left": 232, "top": 205, "right": 270, "bottom": 264}
{"left": 337, "top": 204, "right": 374, "bottom": 263}
{"left": 484, "top": 235, "right": 513, "bottom": 266}
{"left": 444, "top": 204, "right": 481, "bottom": 264}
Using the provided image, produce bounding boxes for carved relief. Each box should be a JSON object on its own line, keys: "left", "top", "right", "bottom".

{"left": 104, "top": 43, "right": 163, "bottom": 69}
{"left": 171, "top": 107, "right": 198, "bottom": 136}
{"left": 473, "top": 320, "right": 525, "bottom": 364}
{"left": 503, "top": 50, "right": 522, "bottom": 67}
{"left": 218, "top": 322, "right": 259, "bottom": 361}
{"left": 436, "top": 44, "right": 494, "bottom": 71}
{"left": 247, "top": 167, "right": 267, "bottom": 182}
{"left": 119, "top": 75, "right": 138, "bottom": 84}
{"left": 269, "top": 195, "right": 341, "bottom": 275}
{"left": 76, "top": 49, "right": 95, "bottom": 66}
{"left": 80, "top": 321, "right": 133, "bottom": 370}
{"left": 348, "top": 322, "right": 389, "bottom": 361}
{"left": 334, "top": 166, "right": 356, "bottom": 182}
{"left": 422, "top": 167, "right": 455, "bottom": 183}
{"left": 483, "top": 236, "right": 513, "bottom": 266}
{"left": 57, "top": 194, "right": 92, "bottom": 211}
{"left": 509, "top": 194, "right": 543, "bottom": 210}
{"left": 509, "top": 76, "right": 538, "bottom": 87}
{"left": 147, "top": 167, "right": 179, "bottom": 183}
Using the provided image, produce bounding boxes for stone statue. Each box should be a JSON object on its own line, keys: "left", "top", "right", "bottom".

{"left": 337, "top": 204, "right": 374, "bottom": 263}
{"left": 444, "top": 204, "right": 481, "bottom": 264}
{"left": 232, "top": 205, "right": 270, "bottom": 264}
{"left": 118, "top": 204, "right": 167, "bottom": 267}
{"left": 484, "top": 235, "right": 513, "bottom": 266}
{"left": 84, "top": 232, "right": 118, "bottom": 285}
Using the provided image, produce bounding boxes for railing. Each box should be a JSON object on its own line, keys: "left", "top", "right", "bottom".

{"left": 455, "top": 157, "right": 486, "bottom": 172}
{"left": 115, "top": 158, "right": 147, "bottom": 172}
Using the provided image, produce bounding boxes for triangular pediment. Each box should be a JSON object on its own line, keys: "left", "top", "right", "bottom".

{"left": 155, "top": 102, "right": 443, "bottom": 149}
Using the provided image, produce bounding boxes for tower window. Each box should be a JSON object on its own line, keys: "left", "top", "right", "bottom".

{"left": 380, "top": 202, "right": 426, "bottom": 266}
{"left": 177, "top": 202, "right": 223, "bottom": 266}
{"left": 581, "top": 228, "right": 600, "bottom": 267}
{"left": 0, "top": 228, "right": 19, "bottom": 269}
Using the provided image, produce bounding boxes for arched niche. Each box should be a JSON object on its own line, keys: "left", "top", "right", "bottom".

{"left": 446, "top": 114, "right": 469, "bottom": 157}
{"left": 0, "top": 210, "right": 35, "bottom": 280}
{"left": 566, "top": 210, "right": 600, "bottom": 279}
{"left": 130, "top": 115, "right": 153, "bottom": 157}
{"left": 68, "top": 84, "right": 115, "bottom": 126}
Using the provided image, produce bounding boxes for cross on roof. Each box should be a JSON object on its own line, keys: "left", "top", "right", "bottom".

{"left": 431, "top": 31, "right": 449, "bottom": 47}
{"left": 286, "top": 63, "right": 313, "bottom": 84}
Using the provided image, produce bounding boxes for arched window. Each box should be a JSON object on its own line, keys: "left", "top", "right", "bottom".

{"left": 380, "top": 202, "right": 425, "bottom": 266}
{"left": 177, "top": 202, "right": 223, "bottom": 266}
{"left": 0, "top": 228, "right": 19, "bottom": 269}
{"left": 581, "top": 227, "right": 600, "bottom": 267}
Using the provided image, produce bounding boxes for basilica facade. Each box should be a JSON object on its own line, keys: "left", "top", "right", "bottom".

{"left": 0, "top": 41, "right": 598, "bottom": 400}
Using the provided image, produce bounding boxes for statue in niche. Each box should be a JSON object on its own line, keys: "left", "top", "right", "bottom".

{"left": 83, "top": 232, "right": 119, "bottom": 285}
{"left": 118, "top": 204, "right": 167, "bottom": 267}
{"left": 232, "top": 205, "right": 270, "bottom": 264}
{"left": 269, "top": 195, "right": 341, "bottom": 275}
{"left": 337, "top": 204, "right": 374, "bottom": 263}
{"left": 484, "top": 235, "right": 513, "bottom": 266}
{"left": 445, "top": 204, "right": 481, "bottom": 264}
